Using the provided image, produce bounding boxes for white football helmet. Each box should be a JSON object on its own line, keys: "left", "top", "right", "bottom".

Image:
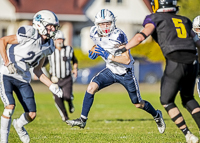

{"left": 33, "top": 10, "right": 59, "bottom": 38}
{"left": 94, "top": 9, "right": 116, "bottom": 36}
{"left": 54, "top": 30, "right": 65, "bottom": 40}
{"left": 193, "top": 16, "right": 200, "bottom": 38}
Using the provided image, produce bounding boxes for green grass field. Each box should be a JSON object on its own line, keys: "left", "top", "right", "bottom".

{"left": 0, "top": 83, "right": 200, "bottom": 143}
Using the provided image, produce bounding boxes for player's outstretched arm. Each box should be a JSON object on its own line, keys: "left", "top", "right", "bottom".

{"left": 126, "top": 23, "right": 155, "bottom": 50}
{"left": 114, "top": 24, "right": 155, "bottom": 57}
{"left": 95, "top": 45, "right": 130, "bottom": 65}
{"left": 33, "top": 57, "right": 63, "bottom": 98}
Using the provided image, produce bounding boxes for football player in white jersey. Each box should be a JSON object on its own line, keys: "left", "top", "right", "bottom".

{"left": 66, "top": 9, "right": 166, "bottom": 134}
{"left": 0, "top": 10, "right": 63, "bottom": 143}
{"left": 193, "top": 15, "right": 200, "bottom": 98}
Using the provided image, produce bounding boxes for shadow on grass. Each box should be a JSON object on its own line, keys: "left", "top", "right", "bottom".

{"left": 94, "top": 118, "right": 171, "bottom": 122}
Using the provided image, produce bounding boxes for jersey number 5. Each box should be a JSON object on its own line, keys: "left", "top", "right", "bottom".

{"left": 172, "top": 18, "right": 187, "bottom": 38}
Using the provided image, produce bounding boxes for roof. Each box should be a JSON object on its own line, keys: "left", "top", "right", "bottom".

{"left": 9, "top": 0, "right": 89, "bottom": 14}
{"left": 9, "top": 0, "right": 90, "bottom": 21}
{"left": 85, "top": 0, "right": 151, "bottom": 24}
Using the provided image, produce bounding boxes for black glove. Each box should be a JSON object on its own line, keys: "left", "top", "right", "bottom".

{"left": 114, "top": 47, "right": 127, "bottom": 57}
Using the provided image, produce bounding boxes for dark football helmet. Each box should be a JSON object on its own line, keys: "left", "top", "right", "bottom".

{"left": 151, "top": 0, "right": 178, "bottom": 13}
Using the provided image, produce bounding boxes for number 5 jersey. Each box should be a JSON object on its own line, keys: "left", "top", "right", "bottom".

{"left": 143, "top": 12, "right": 197, "bottom": 64}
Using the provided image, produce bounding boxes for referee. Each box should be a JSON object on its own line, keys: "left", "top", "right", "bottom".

{"left": 48, "top": 30, "right": 78, "bottom": 122}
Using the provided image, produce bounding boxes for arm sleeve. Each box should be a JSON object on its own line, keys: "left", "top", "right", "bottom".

{"left": 42, "top": 57, "right": 49, "bottom": 67}
{"left": 71, "top": 52, "right": 78, "bottom": 64}
{"left": 143, "top": 14, "right": 157, "bottom": 28}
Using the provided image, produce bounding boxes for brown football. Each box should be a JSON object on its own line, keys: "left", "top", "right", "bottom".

{"left": 90, "top": 45, "right": 99, "bottom": 56}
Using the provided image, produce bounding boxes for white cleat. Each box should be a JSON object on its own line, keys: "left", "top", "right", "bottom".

{"left": 12, "top": 119, "right": 30, "bottom": 143}
{"left": 154, "top": 110, "right": 166, "bottom": 134}
{"left": 66, "top": 117, "right": 86, "bottom": 128}
{"left": 185, "top": 131, "right": 199, "bottom": 143}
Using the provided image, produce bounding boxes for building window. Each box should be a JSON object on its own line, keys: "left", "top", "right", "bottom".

{"left": 105, "top": 0, "right": 111, "bottom": 3}
{"left": 73, "top": 30, "right": 81, "bottom": 47}
{"left": 2, "top": 28, "right": 7, "bottom": 37}
{"left": 117, "top": 0, "right": 123, "bottom": 4}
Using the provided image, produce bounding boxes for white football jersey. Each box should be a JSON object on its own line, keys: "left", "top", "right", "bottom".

{"left": 0, "top": 25, "right": 55, "bottom": 82}
{"left": 90, "top": 26, "right": 134, "bottom": 75}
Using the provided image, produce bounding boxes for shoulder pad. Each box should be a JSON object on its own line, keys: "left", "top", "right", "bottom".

{"left": 90, "top": 26, "right": 98, "bottom": 36}
{"left": 17, "top": 25, "right": 37, "bottom": 38}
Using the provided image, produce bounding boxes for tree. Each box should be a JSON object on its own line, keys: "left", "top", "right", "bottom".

{"left": 131, "top": 1, "right": 199, "bottom": 63}
{"left": 178, "top": 0, "right": 200, "bottom": 20}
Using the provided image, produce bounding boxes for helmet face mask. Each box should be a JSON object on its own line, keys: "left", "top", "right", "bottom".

{"left": 151, "top": 0, "right": 178, "bottom": 13}
{"left": 94, "top": 9, "right": 116, "bottom": 36}
{"left": 33, "top": 10, "right": 59, "bottom": 39}
{"left": 98, "top": 22, "right": 112, "bottom": 35}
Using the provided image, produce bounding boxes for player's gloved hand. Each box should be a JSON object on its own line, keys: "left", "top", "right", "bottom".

{"left": 114, "top": 47, "right": 127, "bottom": 57}
{"left": 95, "top": 45, "right": 110, "bottom": 60}
{"left": 49, "top": 83, "right": 63, "bottom": 98}
{"left": 51, "top": 76, "right": 59, "bottom": 83}
{"left": 88, "top": 50, "right": 98, "bottom": 60}
{"left": 6, "top": 63, "right": 17, "bottom": 74}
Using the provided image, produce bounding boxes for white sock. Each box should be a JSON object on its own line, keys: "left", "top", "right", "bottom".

{"left": 81, "top": 115, "right": 87, "bottom": 120}
{"left": 1, "top": 116, "right": 11, "bottom": 142}
{"left": 17, "top": 113, "right": 29, "bottom": 128}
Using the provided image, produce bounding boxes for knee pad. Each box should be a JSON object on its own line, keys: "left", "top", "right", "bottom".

{"left": 3, "top": 109, "right": 14, "bottom": 118}
{"left": 164, "top": 103, "right": 177, "bottom": 112}
{"left": 184, "top": 99, "right": 200, "bottom": 113}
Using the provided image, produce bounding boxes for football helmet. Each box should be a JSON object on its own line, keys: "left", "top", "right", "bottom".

{"left": 54, "top": 30, "right": 65, "bottom": 40}
{"left": 94, "top": 9, "right": 116, "bottom": 36}
{"left": 33, "top": 10, "right": 59, "bottom": 38}
{"left": 193, "top": 16, "right": 200, "bottom": 37}
{"left": 151, "top": 0, "right": 178, "bottom": 13}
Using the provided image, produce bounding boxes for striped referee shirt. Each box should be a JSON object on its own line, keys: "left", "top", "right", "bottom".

{"left": 48, "top": 46, "right": 78, "bottom": 79}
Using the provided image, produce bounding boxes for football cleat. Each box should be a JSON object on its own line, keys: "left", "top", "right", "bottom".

{"left": 12, "top": 119, "right": 30, "bottom": 143}
{"left": 185, "top": 131, "right": 199, "bottom": 143}
{"left": 154, "top": 110, "right": 166, "bottom": 134}
{"left": 66, "top": 117, "right": 86, "bottom": 128}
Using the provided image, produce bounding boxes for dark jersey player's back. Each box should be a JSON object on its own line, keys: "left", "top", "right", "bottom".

{"left": 143, "top": 12, "right": 196, "bottom": 63}
{"left": 143, "top": 13, "right": 196, "bottom": 54}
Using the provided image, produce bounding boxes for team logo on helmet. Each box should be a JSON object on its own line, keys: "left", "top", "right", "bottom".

{"left": 35, "top": 14, "right": 43, "bottom": 22}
